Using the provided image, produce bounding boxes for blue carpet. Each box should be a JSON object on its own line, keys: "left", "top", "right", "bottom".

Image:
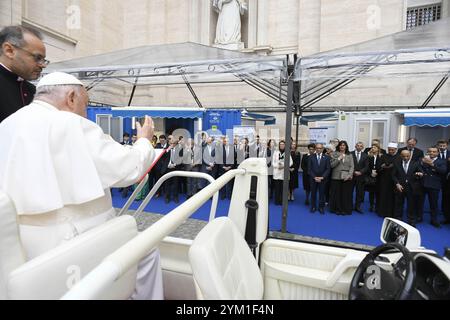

{"left": 112, "top": 182, "right": 450, "bottom": 255}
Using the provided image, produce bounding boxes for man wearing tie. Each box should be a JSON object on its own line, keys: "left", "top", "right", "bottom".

{"left": 419, "top": 146, "right": 447, "bottom": 228}
{"left": 351, "top": 142, "right": 369, "bottom": 213}
{"left": 250, "top": 135, "right": 265, "bottom": 158}
{"left": 201, "top": 137, "right": 217, "bottom": 188}
{"left": 437, "top": 139, "right": 450, "bottom": 224}
{"left": 308, "top": 143, "right": 331, "bottom": 214}
{"left": 392, "top": 150, "right": 423, "bottom": 226}
{"left": 398, "top": 138, "right": 424, "bottom": 162}
{"left": 217, "top": 136, "right": 235, "bottom": 199}
{"left": 164, "top": 138, "right": 183, "bottom": 203}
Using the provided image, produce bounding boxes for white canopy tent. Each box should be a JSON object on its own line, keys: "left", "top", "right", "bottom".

{"left": 44, "top": 42, "right": 287, "bottom": 107}
{"left": 278, "top": 18, "right": 450, "bottom": 232}
{"left": 294, "top": 18, "right": 450, "bottom": 111}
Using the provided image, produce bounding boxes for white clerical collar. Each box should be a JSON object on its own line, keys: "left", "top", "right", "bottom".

{"left": 0, "top": 62, "right": 12, "bottom": 72}
{"left": 33, "top": 100, "right": 60, "bottom": 112}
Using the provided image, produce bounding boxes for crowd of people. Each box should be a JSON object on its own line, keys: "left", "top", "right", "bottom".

{"left": 124, "top": 132, "right": 450, "bottom": 229}
{"left": 300, "top": 138, "right": 450, "bottom": 229}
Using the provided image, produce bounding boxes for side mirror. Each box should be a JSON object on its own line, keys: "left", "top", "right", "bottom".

{"left": 380, "top": 218, "right": 421, "bottom": 250}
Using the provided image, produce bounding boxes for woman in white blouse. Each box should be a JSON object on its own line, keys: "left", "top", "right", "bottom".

{"left": 272, "top": 140, "right": 293, "bottom": 205}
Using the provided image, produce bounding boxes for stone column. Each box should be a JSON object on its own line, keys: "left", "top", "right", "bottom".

{"left": 189, "top": 0, "right": 200, "bottom": 43}
{"left": 199, "top": 0, "right": 212, "bottom": 45}
{"left": 298, "top": 0, "right": 321, "bottom": 56}
{"left": 247, "top": 0, "right": 258, "bottom": 49}
{"left": 256, "top": 0, "right": 268, "bottom": 46}
{"left": 0, "top": 0, "right": 22, "bottom": 27}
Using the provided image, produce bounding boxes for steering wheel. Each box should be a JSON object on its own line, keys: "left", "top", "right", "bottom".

{"left": 349, "top": 242, "right": 416, "bottom": 300}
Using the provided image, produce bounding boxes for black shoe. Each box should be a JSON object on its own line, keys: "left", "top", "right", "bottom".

{"left": 319, "top": 208, "right": 325, "bottom": 215}
{"left": 355, "top": 207, "right": 363, "bottom": 214}
{"left": 369, "top": 206, "right": 374, "bottom": 212}
{"left": 305, "top": 200, "right": 310, "bottom": 206}
{"left": 174, "top": 197, "right": 179, "bottom": 204}
{"left": 441, "top": 219, "right": 450, "bottom": 225}
{"left": 310, "top": 207, "right": 316, "bottom": 213}
{"left": 417, "top": 217, "right": 423, "bottom": 223}
{"left": 165, "top": 197, "right": 170, "bottom": 203}
{"left": 431, "top": 221, "right": 441, "bottom": 228}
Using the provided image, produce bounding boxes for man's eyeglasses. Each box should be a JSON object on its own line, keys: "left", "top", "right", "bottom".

{"left": 12, "top": 44, "right": 50, "bottom": 66}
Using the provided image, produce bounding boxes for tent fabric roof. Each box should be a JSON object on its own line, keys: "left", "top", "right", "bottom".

{"left": 299, "top": 112, "right": 339, "bottom": 125}
{"left": 396, "top": 108, "right": 450, "bottom": 127}
{"left": 44, "top": 42, "right": 285, "bottom": 86}
{"left": 295, "top": 18, "right": 450, "bottom": 81}
{"left": 242, "top": 112, "right": 276, "bottom": 125}
{"left": 293, "top": 18, "right": 450, "bottom": 109}
{"left": 110, "top": 107, "right": 205, "bottom": 119}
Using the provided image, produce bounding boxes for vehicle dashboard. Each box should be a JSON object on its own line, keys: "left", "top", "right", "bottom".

{"left": 412, "top": 254, "right": 450, "bottom": 300}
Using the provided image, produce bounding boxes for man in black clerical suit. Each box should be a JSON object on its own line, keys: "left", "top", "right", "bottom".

{"left": 0, "top": 26, "right": 47, "bottom": 122}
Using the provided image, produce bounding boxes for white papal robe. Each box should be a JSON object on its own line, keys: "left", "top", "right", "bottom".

{"left": 0, "top": 100, "right": 163, "bottom": 299}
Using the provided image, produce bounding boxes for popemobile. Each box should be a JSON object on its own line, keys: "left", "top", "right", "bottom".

{"left": 1, "top": 158, "right": 449, "bottom": 300}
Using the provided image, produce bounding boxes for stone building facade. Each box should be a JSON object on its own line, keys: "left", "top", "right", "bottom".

{"left": 1, "top": 0, "right": 449, "bottom": 139}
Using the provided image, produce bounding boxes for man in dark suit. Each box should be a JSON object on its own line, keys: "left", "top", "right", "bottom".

{"left": 398, "top": 138, "right": 424, "bottom": 162}
{"left": 120, "top": 132, "right": 131, "bottom": 145}
{"left": 201, "top": 137, "right": 217, "bottom": 188}
{"left": 119, "top": 132, "right": 133, "bottom": 197}
{"left": 163, "top": 137, "right": 183, "bottom": 203}
{"left": 351, "top": 142, "right": 369, "bottom": 213}
{"left": 154, "top": 134, "right": 170, "bottom": 197}
{"left": 217, "top": 137, "right": 236, "bottom": 199}
{"left": 419, "top": 146, "right": 447, "bottom": 228}
{"left": 363, "top": 139, "right": 386, "bottom": 155}
{"left": 308, "top": 143, "right": 331, "bottom": 214}
{"left": 0, "top": 26, "right": 47, "bottom": 122}
{"left": 437, "top": 139, "right": 450, "bottom": 224}
{"left": 392, "top": 150, "right": 423, "bottom": 226}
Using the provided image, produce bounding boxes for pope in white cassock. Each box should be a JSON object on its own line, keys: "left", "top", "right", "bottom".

{"left": 0, "top": 72, "right": 163, "bottom": 299}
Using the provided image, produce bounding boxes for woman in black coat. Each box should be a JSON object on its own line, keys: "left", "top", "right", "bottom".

{"left": 365, "top": 145, "right": 382, "bottom": 212}
{"left": 266, "top": 139, "right": 276, "bottom": 199}
{"left": 376, "top": 145, "right": 399, "bottom": 217}
{"left": 301, "top": 143, "right": 316, "bottom": 205}
{"left": 289, "top": 141, "right": 301, "bottom": 201}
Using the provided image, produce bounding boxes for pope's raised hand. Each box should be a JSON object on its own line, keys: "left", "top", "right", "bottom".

{"left": 136, "top": 116, "right": 154, "bottom": 142}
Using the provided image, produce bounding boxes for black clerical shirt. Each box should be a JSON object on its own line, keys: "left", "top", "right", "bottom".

{"left": 0, "top": 64, "right": 35, "bottom": 123}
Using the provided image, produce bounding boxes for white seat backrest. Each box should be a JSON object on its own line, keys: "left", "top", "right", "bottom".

{"left": 0, "top": 191, "right": 26, "bottom": 300}
{"left": 7, "top": 215, "right": 138, "bottom": 300}
{"left": 188, "top": 217, "right": 263, "bottom": 300}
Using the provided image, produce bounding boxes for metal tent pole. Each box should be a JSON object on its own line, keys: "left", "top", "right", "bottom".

{"left": 281, "top": 79, "right": 294, "bottom": 233}
{"left": 420, "top": 71, "right": 450, "bottom": 108}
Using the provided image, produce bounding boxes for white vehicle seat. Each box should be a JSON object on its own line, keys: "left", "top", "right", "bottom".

{"left": 188, "top": 217, "right": 263, "bottom": 300}
{"left": 0, "top": 191, "right": 138, "bottom": 300}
